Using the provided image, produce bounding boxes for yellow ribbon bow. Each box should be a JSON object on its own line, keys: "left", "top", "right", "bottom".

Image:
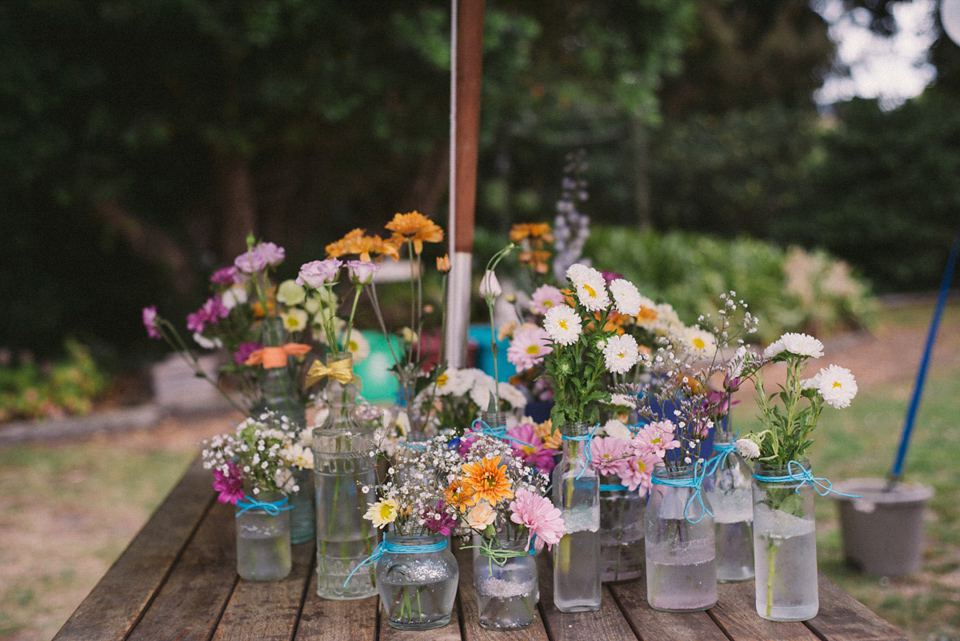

{"left": 305, "top": 357, "right": 355, "bottom": 387}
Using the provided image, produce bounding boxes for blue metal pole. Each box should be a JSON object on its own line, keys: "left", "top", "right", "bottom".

{"left": 889, "top": 214, "right": 960, "bottom": 482}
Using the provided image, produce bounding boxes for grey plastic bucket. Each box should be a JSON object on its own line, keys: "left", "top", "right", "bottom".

{"left": 832, "top": 478, "right": 934, "bottom": 577}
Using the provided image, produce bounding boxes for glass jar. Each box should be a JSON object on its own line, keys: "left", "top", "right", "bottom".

{"left": 312, "top": 367, "right": 378, "bottom": 600}
{"left": 599, "top": 478, "right": 645, "bottom": 583}
{"left": 702, "top": 433, "right": 754, "bottom": 582}
{"left": 551, "top": 422, "right": 601, "bottom": 612}
{"left": 375, "top": 534, "right": 459, "bottom": 630}
{"left": 644, "top": 463, "right": 717, "bottom": 612}
{"left": 474, "top": 540, "right": 539, "bottom": 630}
{"left": 235, "top": 491, "right": 292, "bottom": 582}
{"left": 752, "top": 460, "right": 818, "bottom": 621}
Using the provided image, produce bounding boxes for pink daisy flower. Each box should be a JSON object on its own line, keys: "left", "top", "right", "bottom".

{"left": 507, "top": 326, "right": 553, "bottom": 372}
{"left": 509, "top": 489, "right": 566, "bottom": 552}
{"left": 530, "top": 284, "right": 565, "bottom": 316}
{"left": 507, "top": 423, "right": 556, "bottom": 473}
{"left": 633, "top": 420, "right": 681, "bottom": 458}
{"left": 620, "top": 450, "right": 662, "bottom": 493}
{"left": 590, "top": 436, "right": 632, "bottom": 477}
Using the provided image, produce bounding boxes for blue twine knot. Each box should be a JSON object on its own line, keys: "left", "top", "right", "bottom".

{"left": 235, "top": 494, "right": 293, "bottom": 517}
{"left": 702, "top": 430, "right": 740, "bottom": 480}
{"left": 651, "top": 460, "right": 714, "bottom": 524}
{"left": 342, "top": 538, "right": 448, "bottom": 587}
{"left": 469, "top": 418, "right": 535, "bottom": 449}
{"left": 561, "top": 423, "right": 600, "bottom": 480}
{"left": 753, "top": 460, "right": 861, "bottom": 499}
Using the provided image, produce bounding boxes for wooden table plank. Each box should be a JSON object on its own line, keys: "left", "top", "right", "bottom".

{"left": 294, "top": 564, "right": 379, "bottom": 641}
{"left": 805, "top": 573, "right": 908, "bottom": 641}
{"left": 457, "top": 546, "right": 550, "bottom": 641}
{"left": 537, "top": 552, "right": 639, "bottom": 641}
{"left": 609, "top": 576, "right": 730, "bottom": 641}
{"left": 711, "top": 580, "right": 820, "bottom": 641}
{"left": 52, "top": 456, "right": 216, "bottom": 641}
{"left": 126, "top": 499, "right": 240, "bottom": 641}
{"left": 211, "top": 541, "right": 314, "bottom": 641}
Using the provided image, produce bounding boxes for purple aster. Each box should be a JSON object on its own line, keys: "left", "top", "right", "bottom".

{"left": 210, "top": 266, "right": 240, "bottom": 286}
{"left": 212, "top": 462, "right": 245, "bottom": 505}
{"left": 421, "top": 502, "right": 458, "bottom": 536}
{"left": 142, "top": 306, "right": 161, "bottom": 339}
{"left": 234, "top": 342, "right": 262, "bottom": 365}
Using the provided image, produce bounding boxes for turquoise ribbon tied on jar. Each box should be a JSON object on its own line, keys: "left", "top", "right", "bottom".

{"left": 235, "top": 494, "right": 294, "bottom": 517}
{"left": 752, "top": 460, "right": 861, "bottom": 499}
{"left": 701, "top": 434, "right": 739, "bottom": 480}
{"left": 560, "top": 423, "right": 601, "bottom": 480}
{"left": 468, "top": 418, "right": 535, "bottom": 449}
{"left": 343, "top": 538, "right": 449, "bottom": 587}
{"left": 651, "top": 459, "right": 714, "bottom": 524}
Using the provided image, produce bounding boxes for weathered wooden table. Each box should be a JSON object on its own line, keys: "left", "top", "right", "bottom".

{"left": 54, "top": 456, "right": 907, "bottom": 641}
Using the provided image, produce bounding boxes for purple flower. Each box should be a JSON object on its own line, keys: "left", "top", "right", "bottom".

{"left": 601, "top": 270, "right": 623, "bottom": 284}
{"left": 142, "top": 306, "right": 161, "bottom": 339}
{"left": 257, "top": 242, "right": 285, "bottom": 266}
{"left": 421, "top": 502, "right": 457, "bottom": 536}
{"left": 187, "top": 295, "right": 229, "bottom": 333}
{"left": 507, "top": 423, "right": 556, "bottom": 473}
{"left": 186, "top": 308, "right": 207, "bottom": 333}
{"left": 296, "top": 258, "right": 342, "bottom": 288}
{"left": 234, "top": 248, "right": 268, "bottom": 274}
{"left": 212, "top": 462, "right": 245, "bottom": 505}
{"left": 210, "top": 266, "right": 240, "bottom": 286}
{"left": 346, "top": 259, "right": 380, "bottom": 285}
{"left": 234, "top": 342, "right": 262, "bottom": 365}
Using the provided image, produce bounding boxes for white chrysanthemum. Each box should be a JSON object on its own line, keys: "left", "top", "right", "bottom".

{"left": 282, "top": 308, "right": 309, "bottom": 332}
{"left": 344, "top": 330, "right": 371, "bottom": 364}
{"left": 682, "top": 326, "right": 717, "bottom": 360}
{"left": 609, "top": 279, "right": 642, "bottom": 316}
{"left": 817, "top": 364, "right": 858, "bottom": 408}
{"left": 567, "top": 263, "right": 610, "bottom": 312}
{"left": 544, "top": 304, "right": 582, "bottom": 346}
{"left": 609, "top": 393, "right": 637, "bottom": 409}
{"left": 765, "top": 332, "right": 824, "bottom": 359}
{"left": 496, "top": 382, "right": 528, "bottom": 409}
{"left": 735, "top": 438, "right": 761, "bottom": 459}
{"left": 603, "top": 333, "right": 639, "bottom": 374}
{"left": 650, "top": 302, "right": 684, "bottom": 337}
{"left": 602, "top": 418, "right": 633, "bottom": 441}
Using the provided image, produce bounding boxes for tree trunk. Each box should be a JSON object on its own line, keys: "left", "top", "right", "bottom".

{"left": 214, "top": 151, "right": 258, "bottom": 261}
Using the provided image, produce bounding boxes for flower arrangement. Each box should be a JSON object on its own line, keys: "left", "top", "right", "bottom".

{"left": 590, "top": 419, "right": 678, "bottom": 493}
{"left": 414, "top": 367, "right": 528, "bottom": 436}
{"left": 200, "top": 411, "right": 302, "bottom": 505}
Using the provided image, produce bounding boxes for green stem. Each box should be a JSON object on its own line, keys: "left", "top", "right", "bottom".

{"left": 765, "top": 537, "right": 778, "bottom": 617}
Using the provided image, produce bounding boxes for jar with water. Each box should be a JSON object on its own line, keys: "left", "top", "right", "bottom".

{"left": 702, "top": 433, "right": 754, "bottom": 582}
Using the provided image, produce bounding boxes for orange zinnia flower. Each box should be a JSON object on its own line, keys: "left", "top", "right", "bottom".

{"left": 460, "top": 455, "right": 514, "bottom": 506}
{"left": 326, "top": 229, "right": 365, "bottom": 259}
{"left": 444, "top": 479, "right": 475, "bottom": 513}
{"left": 385, "top": 211, "right": 444, "bottom": 255}
{"left": 509, "top": 223, "right": 553, "bottom": 243}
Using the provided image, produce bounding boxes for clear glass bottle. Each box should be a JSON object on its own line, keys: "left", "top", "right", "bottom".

{"left": 551, "top": 421, "right": 601, "bottom": 612}
{"left": 312, "top": 366, "right": 378, "bottom": 600}
{"left": 703, "top": 433, "right": 754, "bottom": 582}
{"left": 375, "top": 534, "right": 459, "bottom": 630}
{"left": 235, "top": 491, "right": 292, "bottom": 582}
{"left": 599, "top": 478, "right": 645, "bottom": 582}
{"left": 474, "top": 540, "right": 539, "bottom": 630}
{"left": 645, "top": 463, "right": 718, "bottom": 612}
{"left": 752, "top": 460, "right": 818, "bottom": 621}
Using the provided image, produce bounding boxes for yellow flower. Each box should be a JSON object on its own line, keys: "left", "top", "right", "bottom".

{"left": 364, "top": 498, "right": 399, "bottom": 528}
{"left": 385, "top": 211, "right": 444, "bottom": 255}
{"left": 461, "top": 455, "right": 514, "bottom": 506}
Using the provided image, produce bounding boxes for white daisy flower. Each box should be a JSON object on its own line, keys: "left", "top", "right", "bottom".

{"left": 609, "top": 393, "right": 637, "bottom": 409}
{"left": 544, "top": 304, "right": 582, "bottom": 346}
{"left": 282, "top": 308, "right": 309, "bottom": 332}
{"left": 220, "top": 284, "right": 248, "bottom": 310}
{"left": 609, "top": 279, "right": 643, "bottom": 316}
{"left": 682, "top": 326, "right": 717, "bottom": 360}
{"left": 765, "top": 332, "right": 824, "bottom": 359}
{"left": 735, "top": 438, "right": 761, "bottom": 459}
{"left": 603, "top": 333, "right": 639, "bottom": 374}
{"left": 817, "top": 364, "right": 858, "bottom": 408}
{"left": 344, "top": 329, "right": 371, "bottom": 364}
{"left": 567, "top": 263, "right": 610, "bottom": 312}
{"left": 602, "top": 418, "right": 633, "bottom": 441}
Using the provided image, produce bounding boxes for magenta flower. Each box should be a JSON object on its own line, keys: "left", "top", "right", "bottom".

{"left": 421, "top": 502, "right": 458, "bottom": 536}
{"left": 210, "top": 266, "right": 240, "bottom": 286}
{"left": 296, "top": 258, "right": 342, "bottom": 288}
{"left": 212, "top": 462, "right": 245, "bottom": 505}
{"left": 507, "top": 326, "right": 553, "bottom": 372}
{"left": 529, "top": 284, "right": 564, "bottom": 316}
{"left": 589, "top": 436, "right": 632, "bottom": 477}
{"left": 507, "top": 423, "right": 556, "bottom": 473}
{"left": 142, "top": 306, "right": 161, "bottom": 339}
{"left": 509, "top": 489, "right": 565, "bottom": 552}
{"left": 234, "top": 342, "right": 262, "bottom": 365}
{"left": 346, "top": 259, "right": 380, "bottom": 285}
{"left": 187, "top": 295, "right": 229, "bottom": 333}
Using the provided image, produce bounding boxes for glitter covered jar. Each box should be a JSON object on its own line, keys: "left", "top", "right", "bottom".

{"left": 374, "top": 534, "right": 459, "bottom": 630}
{"left": 473, "top": 540, "right": 539, "bottom": 630}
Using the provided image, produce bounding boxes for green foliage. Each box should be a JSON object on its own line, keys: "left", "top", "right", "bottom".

{"left": 0, "top": 340, "right": 109, "bottom": 422}
{"left": 584, "top": 226, "right": 876, "bottom": 342}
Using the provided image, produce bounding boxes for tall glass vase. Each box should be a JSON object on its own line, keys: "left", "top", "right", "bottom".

{"left": 551, "top": 422, "right": 601, "bottom": 612}
{"left": 644, "top": 463, "right": 717, "bottom": 612}
{"left": 752, "top": 460, "right": 818, "bottom": 621}
{"left": 254, "top": 316, "right": 314, "bottom": 545}
{"left": 703, "top": 433, "right": 754, "bottom": 582}
{"left": 312, "top": 364, "right": 378, "bottom": 600}
{"left": 235, "top": 491, "right": 292, "bottom": 582}
{"left": 599, "top": 478, "right": 645, "bottom": 583}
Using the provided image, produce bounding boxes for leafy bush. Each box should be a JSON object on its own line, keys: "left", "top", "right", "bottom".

{"left": 0, "top": 340, "right": 109, "bottom": 423}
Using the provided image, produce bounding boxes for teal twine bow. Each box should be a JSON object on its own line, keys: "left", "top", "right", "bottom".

{"left": 469, "top": 418, "right": 534, "bottom": 449}
{"left": 235, "top": 495, "right": 293, "bottom": 517}
{"left": 651, "top": 460, "right": 714, "bottom": 524}
{"left": 561, "top": 423, "right": 600, "bottom": 480}
{"left": 702, "top": 432, "right": 740, "bottom": 480}
{"left": 753, "top": 460, "right": 861, "bottom": 499}
{"left": 342, "top": 538, "right": 448, "bottom": 587}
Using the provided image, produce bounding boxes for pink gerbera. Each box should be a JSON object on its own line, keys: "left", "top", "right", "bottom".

{"left": 509, "top": 489, "right": 566, "bottom": 552}
{"left": 589, "top": 436, "right": 632, "bottom": 477}
{"left": 633, "top": 420, "right": 681, "bottom": 458}
{"left": 507, "top": 326, "right": 553, "bottom": 372}
{"left": 529, "top": 284, "right": 564, "bottom": 316}
{"left": 507, "top": 423, "right": 556, "bottom": 473}
{"left": 620, "top": 450, "right": 662, "bottom": 493}
{"left": 212, "top": 462, "right": 245, "bottom": 505}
